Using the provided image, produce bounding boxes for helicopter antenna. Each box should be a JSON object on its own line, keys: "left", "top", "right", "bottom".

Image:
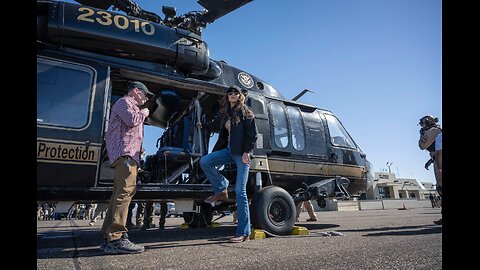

{"left": 386, "top": 162, "right": 393, "bottom": 173}
{"left": 292, "top": 89, "right": 315, "bottom": 101}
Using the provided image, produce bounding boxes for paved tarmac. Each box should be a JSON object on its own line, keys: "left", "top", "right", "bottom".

{"left": 37, "top": 207, "right": 442, "bottom": 270}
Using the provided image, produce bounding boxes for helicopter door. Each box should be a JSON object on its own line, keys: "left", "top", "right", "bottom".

{"left": 267, "top": 101, "right": 291, "bottom": 155}
{"left": 301, "top": 110, "right": 328, "bottom": 160}
{"left": 37, "top": 56, "right": 109, "bottom": 189}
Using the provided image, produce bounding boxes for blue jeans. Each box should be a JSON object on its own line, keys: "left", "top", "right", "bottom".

{"left": 199, "top": 147, "right": 251, "bottom": 237}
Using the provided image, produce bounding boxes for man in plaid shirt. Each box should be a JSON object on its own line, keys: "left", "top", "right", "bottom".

{"left": 101, "top": 81, "right": 154, "bottom": 254}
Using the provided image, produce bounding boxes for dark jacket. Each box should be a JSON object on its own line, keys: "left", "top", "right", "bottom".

{"left": 209, "top": 106, "right": 258, "bottom": 155}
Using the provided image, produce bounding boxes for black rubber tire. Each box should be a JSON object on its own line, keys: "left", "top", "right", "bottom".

{"left": 317, "top": 198, "right": 327, "bottom": 208}
{"left": 250, "top": 186, "right": 296, "bottom": 235}
{"left": 182, "top": 204, "right": 213, "bottom": 228}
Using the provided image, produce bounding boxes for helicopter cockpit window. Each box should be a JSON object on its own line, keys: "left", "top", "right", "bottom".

{"left": 269, "top": 102, "right": 289, "bottom": 148}
{"left": 324, "top": 114, "right": 357, "bottom": 149}
{"left": 249, "top": 98, "right": 264, "bottom": 115}
{"left": 260, "top": 82, "right": 286, "bottom": 99}
{"left": 37, "top": 58, "right": 94, "bottom": 128}
{"left": 286, "top": 106, "right": 305, "bottom": 151}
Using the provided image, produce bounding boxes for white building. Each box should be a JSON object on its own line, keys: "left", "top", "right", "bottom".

{"left": 303, "top": 172, "right": 439, "bottom": 212}
{"left": 365, "top": 172, "right": 438, "bottom": 200}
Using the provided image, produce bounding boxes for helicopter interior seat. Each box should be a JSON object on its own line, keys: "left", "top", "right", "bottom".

{"left": 155, "top": 109, "right": 202, "bottom": 182}
{"left": 332, "top": 136, "right": 346, "bottom": 146}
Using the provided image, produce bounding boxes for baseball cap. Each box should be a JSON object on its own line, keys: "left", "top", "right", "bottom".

{"left": 227, "top": 85, "right": 248, "bottom": 96}
{"left": 128, "top": 81, "right": 154, "bottom": 98}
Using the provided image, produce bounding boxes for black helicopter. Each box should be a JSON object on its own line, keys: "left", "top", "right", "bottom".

{"left": 37, "top": 0, "right": 373, "bottom": 234}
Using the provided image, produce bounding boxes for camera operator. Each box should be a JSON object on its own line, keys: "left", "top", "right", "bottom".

{"left": 418, "top": 115, "right": 442, "bottom": 225}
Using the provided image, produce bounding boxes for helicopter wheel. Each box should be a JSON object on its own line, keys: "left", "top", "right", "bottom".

{"left": 250, "top": 186, "right": 296, "bottom": 235}
{"left": 183, "top": 203, "right": 213, "bottom": 228}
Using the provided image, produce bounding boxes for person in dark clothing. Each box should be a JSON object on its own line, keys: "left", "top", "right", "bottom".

{"left": 141, "top": 202, "right": 168, "bottom": 230}
{"left": 141, "top": 202, "right": 156, "bottom": 229}
{"left": 199, "top": 85, "right": 258, "bottom": 243}
{"left": 126, "top": 202, "right": 136, "bottom": 229}
{"left": 429, "top": 193, "right": 435, "bottom": 208}
{"left": 158, "top": 202, "right": 168, "bottom": 229}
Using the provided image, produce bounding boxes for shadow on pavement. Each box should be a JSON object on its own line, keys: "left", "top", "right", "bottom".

{"left": 339, "top": 224, "right": 442, "bottom": 237}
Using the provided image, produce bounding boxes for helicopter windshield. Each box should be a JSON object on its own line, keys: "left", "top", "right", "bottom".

{"left": 324, "top": 114, "right": 357, "bottom": 149}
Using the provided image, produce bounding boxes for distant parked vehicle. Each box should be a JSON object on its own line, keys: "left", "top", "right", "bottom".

{"left": 154, "top": 202, "right": 182, "bottom": 218}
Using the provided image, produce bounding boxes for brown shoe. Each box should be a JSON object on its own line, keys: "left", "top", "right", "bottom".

{"left": 204, "top": 194, "right": 216, "bottom": 204}
{"left": 204, "top": 189, "right": 228, "bottom": 204}
{"left": 228, "top": 235, "right": 249, "bottom": 243}
{"left": 433, "top": 218, "right": 442, "bottom": 225}
{"left": 218, "top": 189, "right": 228, "bottom": 200}
{"left": 306, "top": 218, "right": 318, "bottom": 222}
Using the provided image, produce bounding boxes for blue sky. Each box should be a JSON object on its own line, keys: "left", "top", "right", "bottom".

{"left": 65, "top": 0, "right": 442, "bottom": 183}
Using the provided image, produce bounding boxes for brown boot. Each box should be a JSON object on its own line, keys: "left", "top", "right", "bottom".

{"left": 228, "top": 235, "right": 249, "bottom": 243}
{"left": 204, "top": 189, "right": 228, "bottom": 204}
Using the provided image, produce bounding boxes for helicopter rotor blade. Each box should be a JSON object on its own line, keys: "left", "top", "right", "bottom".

{"left": 197, "top": 0, "right": 253, "bottom": 23}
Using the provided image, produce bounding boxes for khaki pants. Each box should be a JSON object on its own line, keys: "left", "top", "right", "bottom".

{"left": 296, "top": 200, "right": 317, "bottom": 221}
{"left": 101, "top": 156, "right": 138, "bottom": 241}
{"left": 434, "top": 162, "right": 442, "bottom": 191}
{"left": 429, "top": 151, "right": 442, "bottom": 195}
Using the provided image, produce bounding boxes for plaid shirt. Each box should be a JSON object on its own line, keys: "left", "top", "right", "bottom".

{"left": 105, "top": 95, "right": 147, "bottom": 166}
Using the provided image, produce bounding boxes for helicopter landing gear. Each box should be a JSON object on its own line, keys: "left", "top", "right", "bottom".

{"left": 182, "top": 203, "right": 213, "bottom": 228}
{"left": 250, "top": 186, "right": 296, "bottom": 235}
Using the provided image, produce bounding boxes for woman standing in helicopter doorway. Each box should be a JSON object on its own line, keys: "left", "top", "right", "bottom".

{"left": 199, "top": 85, "right": 258, "bottom": 243}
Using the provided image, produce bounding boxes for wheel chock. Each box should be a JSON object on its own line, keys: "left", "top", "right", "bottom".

{"left": 180, "top": 223, "right": 189, "bottom": 229}
{"left": 208, "top": 222, "right": 220, "bottom": 228}
{"left": 291, "top": 226, "right": 310, "bottom": 235}
{"left": 250, "top": 229, "right": 266, "bottom": 240}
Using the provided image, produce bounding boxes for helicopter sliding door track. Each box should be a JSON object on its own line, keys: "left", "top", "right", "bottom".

{"left": 119, "top": 68, "right": 225, "bottom": 96}
{"left": 90, "top": 184, "right": 235, "bottom": 201}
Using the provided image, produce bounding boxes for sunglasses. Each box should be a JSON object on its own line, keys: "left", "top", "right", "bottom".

{"left": 227, "top": 91, "right": 240, "bottom": 96}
